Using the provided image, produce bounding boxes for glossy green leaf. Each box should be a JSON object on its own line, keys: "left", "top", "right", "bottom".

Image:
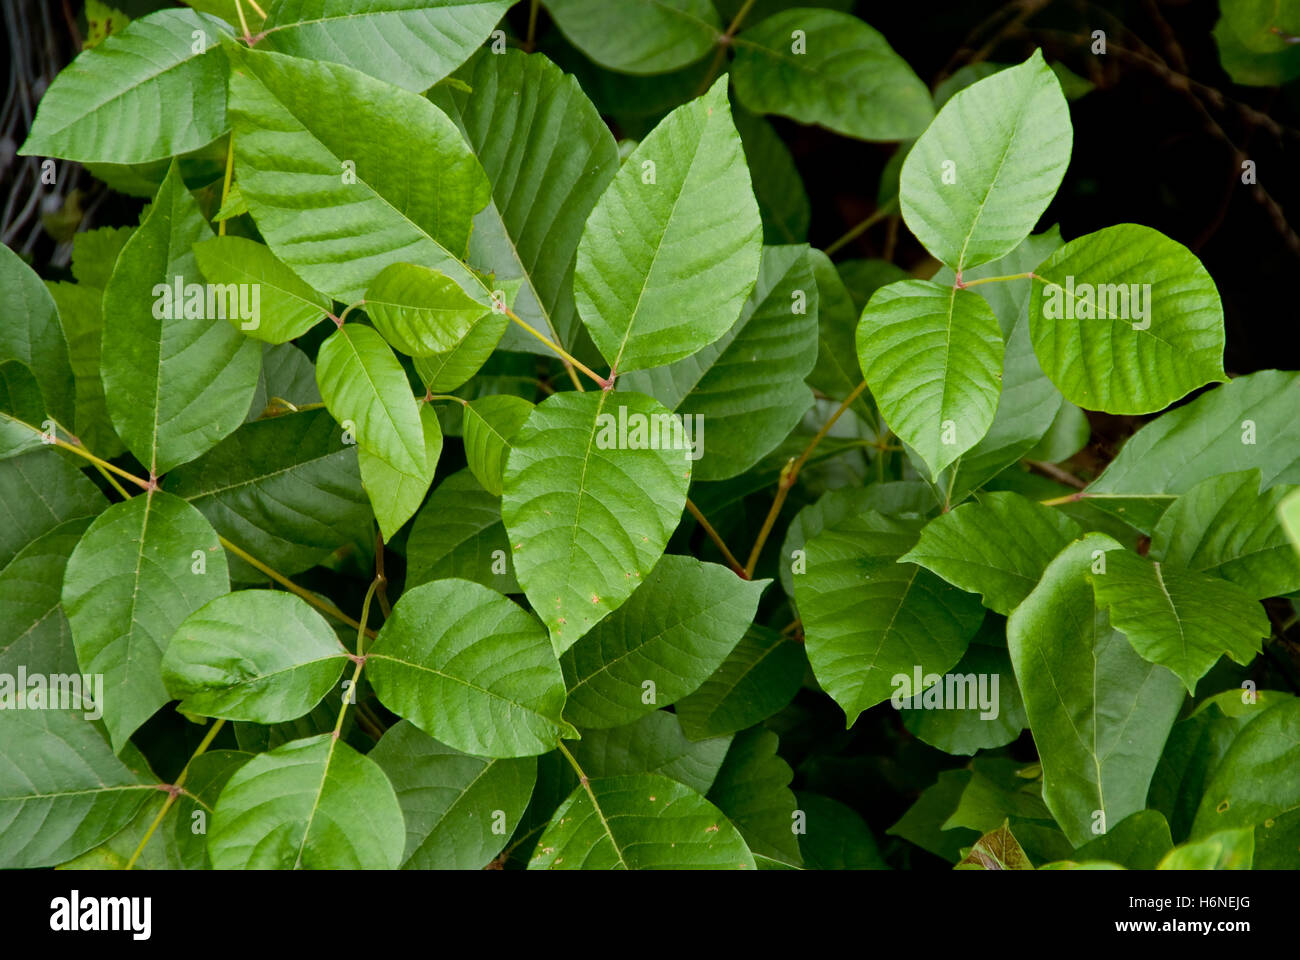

{"left": 1190, "top": 698, "right": 1300, "bottom": 838}
{"left": 575, "top": 78, "right": 762, "bottom": 373}
{"left": 368, "top": 579, "right": 575, "bottom": 757}
{"left": 209, "top": 733, "right": 405, "bottom": 869}
{"left": 19, "top": 9, "right": 231, "bottom": 164}
{"left": 731, "top": 9, "right": 932, "bottom": 141}
{"left": 1090, "top": 549, "right": 1268, "bottom": 693}
{"left": 1088, "top": 370, "right": 1300, "bottom": 532}
{"left": 101, "top": 162, "right": 261, "bottom": 475}
{"left": 856, "top": 279, "right": 1003, "bottom": 476}
{"left": 370, "top": 720, "right": 537, "bottom": 870}
{"left": 1029, "top": 224, "right": 1227, "bottom": 414}
{"left": 1283, "top": 488, "right": 1300, "bottom": 556}
{"left": 406, "top": 469, "right": 518, "bottom": 592}
{"left": 1007, "top": 534, "right": 1185, "bottom": 846}
{"left": 807, "top": 251, "right": 875, "bottom": 425}
{"left": 621, "top": 244, "right": 817, "bottom": 481}
{"left": 1158, "top": 827, "right": 1254, "bottom": 869}
{"left": 955, "top": 820, "right": 1034, "bottom": 870}
{"left": 501, "top": 390, "right": 691, "bottom": 652}
{"left": 62, "top": 490, "right": 230, "bottom": 750}
{"left": 358, "top": 402, "right": 443, "bottom": 539}
{"left": 900, "top": 635, "right": 1028, "bottom": 756}
{"left": 0, "top": 518, "right": 93, "bottom": 679}
{"left": 560, "top": 555, "right": 766, "bottom": 729}
{"left": 1150, "top": 469, "right": 1300, "bottom": 599}
{"left": 257, "top": 0, "right": 511, "bottom": 91}
{"left": 0, "top": 244, "right": 75, "bottom": 429}
{"left": 567, "top": 711, "right": 731, "bottom": 795}
{"left": 0, "top": 363, "right": 48, "bottom": 461}
{"left": 316, "top": 323, "right": 426, "bottom": 478}
{"left": 796, "top": 792, "right": 887, "bottom": 869}
{"left": 675, "top": 625, "right": 804, "bottom": 741}
{"left": 0, "top": 707, "right": 156, "bottom": 868}
{"left": 463, "top": 395, "right": 533, "bottom": 497}
{"left": 900, "top": 50, "right": 1071, "bottom": 271}
{"left": 364, "top": 262, "right": 496, "bottom": 358}
{"left": 1070, "top": 810, "right": 1173, "bottom": 870}
{"left": 430, "top": 49, "right": 620, "bottom": 354}
{"left": 0, "top": 450, "right": 104, "bottom": 570}
{"left": 529, "top": 774, "right": 755, "bottom": 870}
{"left": 707, "top": 728, "right": 802, "bottom": 866}
{"left": 226, "top": 43, "right": 491, "bottom": 302}
{"left": 193, "top": 236, "right": 332, "bottom": 344}
{"left": 735, "top": 109, "right": 810, "bottom": 244}
{"left": 543, "top": 0, "right": 720, "bottom": 74}
{"left": 900, "top": 491, "right": 1082, "bottom": 615}
{"left": 795, "top": 509, "right": 985, "bottom": 725}
{"left": 162, "top": 590, "right": 348, "bottom": 722}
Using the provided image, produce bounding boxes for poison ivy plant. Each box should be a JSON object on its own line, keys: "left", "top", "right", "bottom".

{"left": 3, "top": 2, "right": 1296, "bottom": 876}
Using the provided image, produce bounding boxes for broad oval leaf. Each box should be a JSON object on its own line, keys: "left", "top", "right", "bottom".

{"left": 528, "top": 773, "right": 755, "bottom": 870}
{"left": 575, "top": 77, "right": 762, "bottom": 374}
{"left": 208, "top": 733, "right": 405, "bottom": 869}
{"left": 0, "top": 244, "right": 75, "bottom": 429}
{"left": 257, "top": 0, "right": 512, "bottom": 91}
{"left": 856, "top": 279, "right": 1004, "bottom": 476}
{"left": 62, "top": 490, "right": 230, "bottom": 750}
{"left": 19, "top": 9, "right": 231, "bottom": 164}
{"left": 193, "top": 236, "right": 331, "bottom": 344}
{"left": 1190, "top": 698, "right": 1300, "bottom": 839}
{"left": 543, "top": 0, "right": 721, "bottom": 74}
{"left": 674, "top": 625, "right": 805, "bottom": 741}
{"left": 162, "top": 590, "right": 349, "bottom": 723}
{"left": 358, "top": 402, "right": 443, "bottom": 540}
{"left": 795, "top": 509, "right": 985, "bottom": 725}
{"left": 0, "top": 449, "right": 104, "bottom": 571}
{"left": 560, "top": 555, "right": 767, "bottom": 729}
{"left": 316, "top": 323, "right": 426, "bottom": 477}
{"left": 567, "top": 711, "right": 731, "bottom": 795}
{"left": 0, "top": 518, "right": 93, "bottom": 679}
{"left": 1090, "top": 549, "right": 1269, "bottom": 693}
{"left": 462, "top": 394, "right": 534, "bottom": 497}
{"left": 1029, "top": 224, "right": 1227, "bottom": 414}
{"left": 731, "top": 9, "right": 933, "bottom": 142}
{"left": 501, "top": 390, "right": 691, "bottom": 652}
{"left": 227, "top": 43, "right": 491, "bottom": 302}
{"left": 367, "top": 579, "right": 575, "bottom": 758}
{"left": 406, "top": 469, "right": 518, "bottom": 592}
{"left": 364, "top": 262, "right": 495, "bottom": 358}
{"left": 1007, "top": 534, "right": 1185, "bottom": 846}
{"left": 102, "top": 161, "right": 262, "bottom": 475}
{"left": 707, "top": 728, "right": 802, "bottom": 867}
{"left": 370, "top": 721, "right": 537, "bottom": 870}
{"left": 900, "top": 50, "right": 1072, "bottom": 271}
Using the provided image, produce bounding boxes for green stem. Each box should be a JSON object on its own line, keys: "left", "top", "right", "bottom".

{"left": 555, "top": 737, "right": 587, "bottom": 783}
{"left": 52, "top": 437, "right": 151, "bottom": 490}
{"left": 218, "top": 134, "right": 235, "bottom": 237}
{"left": 125, "top": 718, "right": 227, "bottom": 870}
{"left": 956, "top": 271, "right": 1038, "bottom": 289}
{"left": 505, "top": 307, "right": 608, "bottom": 387}
{"left": 686, "top": 498, "right": 747, "bottom": 578}
{"left": 824, "top": 196, "right": 899, "bottom": 257}
{"left": 694, "top": 0, "right": 758, "bottom": 96}
{"left": 331, "top": 578, "right": 380, "bottom": 738}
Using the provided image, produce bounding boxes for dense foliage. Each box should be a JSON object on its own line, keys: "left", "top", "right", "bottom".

{"left": 2, "top": 0, "right": 1299, "bottom": 871}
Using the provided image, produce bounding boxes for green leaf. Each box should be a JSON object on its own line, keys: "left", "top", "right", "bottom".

{"left": 192, "top": 236, "right": 332, "bottom": 343}
{"left": 0, "top": 708, "right": 156, "bottom": 868}
{"left": 501, "top": 390, "right": 691, "bottom": 652}
{"left": 1090, "top": 550, "right": 1269, "bottom": 693}
{"left": 1070, "top": 810, "right": 1172, "bottom": 870}
{"left": 1006, "top": 534, "right": 1185, "bottom": 846}
{"left": 101, "top": 161, "right": 262, "bottom": 475}
{"left": 1158, "top": 827, "right": 1254, "bottom": 870}
{"left": 0, "top": 449, "right": 104, "bottom": 570}
{"left": 795, "top": 509, "right": 985, "bottom": 725}
{"left": 429, "top": 49, "right": 619, "bottom": 354}
{"left": 1088, "top": 370, "right": 1300, "bottom": 532}
{"left": 1282, "top": 488, "right": 1300, "bottom": 557}
{"left": 795, "top": 792, "right": 887, "bottom": 869}
{"left": 19, "top": 9, "right": 231, "bottom": 163}
{"left": 707, "top": 728, "right": 802, "bottom": 866}
{"left": 856, "top": 279, "right": 1004, "bottom": 476}
{"left": 1, "top": 518, "right": 93, "bottom": 679}
{"left": 559, "top": 555, "right": 767, "bottom": 729}
{"left": 567, "top": 711, "right": 731, "bottom": 795}
{"left": 1191, "top": 698, "right": 1300, "bottom": 838}
{"left": 730, "top": 9, "right": 932, "bottom": 142}
{"left": 316, "top": 323, "right": 426, "bottom": 477}
{"left": 542, "top": 0, "right": 721, "bottom": 74}
{"left": 209, "top": 733, "right": 405, "bottom": 869}
{"left": 575, "top": 78, "right": 762, "bottom": 373}
{"left": 900, "top": 50, "right": 1071, "bottom": 271}
{"left": 735, "top": 109, "right": 810, "bottom": 244}
{"left": 62, "top": 490, "right": 230, "bottom": 751}
{"left": 370, "top": 720, "right": 537, "bottom": 870}
{"left": 162, "top": 590, "right": 349, "bottom": 722}
{"left": 955, "top": 820, "right": 1034, "bottom": 870}
{"left": 900, "top": 491, "right": 1082, "bottom": 615}
{"left": 247, "top": 343, "right": 322, "bottom": 421}
{"left": 358, "top": 402, "right": 443, "bottom": 540}
{"left": 462, "top": 395, "right": 533, "bottom": 497}
{"left": 0, "top": 244, "right": 75, "bottom": 428}
{"left": 406, "top": 469, "right": 518, "bottom": 592}
{"left": 367, "top": 579, "right": 576, "bottom": 758}
{"left": 886, "top": 769, "right": 979, "bottom": 863}
{"left": 226, "top": 43, "right": 491, "bottom": 302}
{"left": 807, "top": 253, "right": 882, "bottom": 427}
{"left": 675, "top": 626, "right": 805, "bottom": 741}
{"left": 0, "top": 363, "right": 48, "bottom": 461}
{"left": 528, "top": 774, "right": 755, "bottom": 870}
{"left": 1149, "top": 469, "right": 1300, "bottom": 599}
{"left": 621, "top": 244, "right": 818, "bottom": 481}
{"left": 163, "top": 409, "right": 370, "bottom": 580}
{"left": 364, "top": 262, "right": 496, "bottom": 357}
{"left": 1029, "top": 224, "right": 1227, "bottom": 414}
{"left": 256, "top": 0, "right": 512, "bottom": 91}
